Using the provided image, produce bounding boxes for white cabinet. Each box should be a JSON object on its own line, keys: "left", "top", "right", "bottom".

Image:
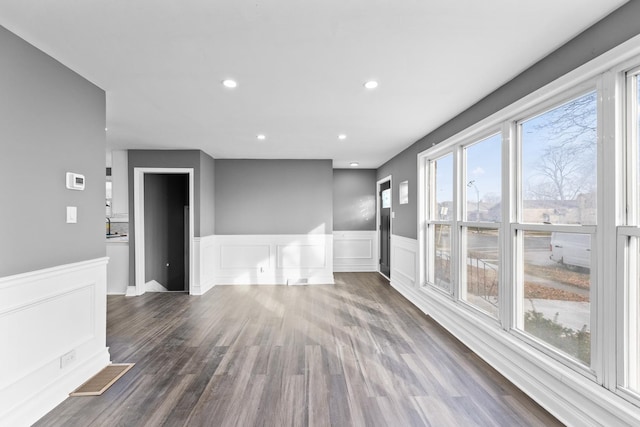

{"left": 106, "top": 239, "right": 129, "bottom": 294}
{"left": 110, "top": 150, "right": 129, "bottom": 217}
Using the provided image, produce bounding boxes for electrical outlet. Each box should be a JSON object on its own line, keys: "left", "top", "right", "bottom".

{"left": 60, "top": 349, "right": 76, "bottom": 369}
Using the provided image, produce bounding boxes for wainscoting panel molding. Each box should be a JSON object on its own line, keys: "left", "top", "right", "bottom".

{"left": 390, "top": 235, "right": 418, "bottom": 288}
{"left": 333, "top": 231, "right": 377, "bottom": 272}
{"left": 193, "top": 235, "right": 216, "bottom": 295}
{"left": 0, "top": 258, "right": 111, "bottom": 427}
{"left": 205, "top": 234, "right": 334, "bottom": 285}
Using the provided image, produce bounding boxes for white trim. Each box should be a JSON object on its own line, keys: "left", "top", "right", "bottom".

{"left": 333, "top": 230, "right": 378, "bottom": 272}
{"left": 133, "top": 167, "right": 195, "bottom": 296}
{"left": 0, "top": 258, "right": 111, "bottom": 427}
{"left": 205, "top": 234, "right": 334, "bottom": 285}
{"left": 192, "top": 235, "right": 217, "bottom": 295}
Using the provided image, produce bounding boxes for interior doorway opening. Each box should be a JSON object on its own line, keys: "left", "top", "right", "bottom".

{"left": 132, "top": 168, "right": 195, "bottom": 296}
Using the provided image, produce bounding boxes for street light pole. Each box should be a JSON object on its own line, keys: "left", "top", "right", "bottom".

{"left": 467, "top": 180, "right": 480, "bottom": 221}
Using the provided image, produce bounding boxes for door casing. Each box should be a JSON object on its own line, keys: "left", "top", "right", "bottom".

{"left": 132, "top": 167, "right": 195, "bottom": 296}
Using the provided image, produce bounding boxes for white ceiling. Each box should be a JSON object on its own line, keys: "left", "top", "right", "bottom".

{"left": 0, "top": 0, "right": 627, "bottom": 168}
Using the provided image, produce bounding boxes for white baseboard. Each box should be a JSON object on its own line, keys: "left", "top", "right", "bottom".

{"left": 202, "top": 234, "right": 334, "bottom": 285}
{"left": 333, "top": 230, "right": 378, "bottom": 272}
{"left": 0, "top": 258, "right": 111, "bottom": 427}
{"left": 387, "top": 238, "right": 640, "bottom": 427}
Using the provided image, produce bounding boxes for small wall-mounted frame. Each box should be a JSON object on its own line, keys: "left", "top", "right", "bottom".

{"left": 399, "top": 180, "right": 409, "bottom": 204}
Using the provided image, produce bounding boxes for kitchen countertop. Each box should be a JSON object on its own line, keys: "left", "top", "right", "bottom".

{"left": 106, "top": 235, "right": 129, "bottom": 243}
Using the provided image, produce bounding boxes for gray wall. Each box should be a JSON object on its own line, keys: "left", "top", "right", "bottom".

{"left": 199, "top": 151, "right": 216, "bottom": 236}
{"left": 215, "top": 159, "right": 333, "bottom": 235}
{"left": 333, "top": 169, "right": 376, "bottom": 231}
{"left": 378, "top": 0, "right": 640, "bottom": 240}
{"left": 0, "top": 25, "right": 106, "bottom": 277}
{"left": 128, "top": 149, "right": 200, "bottom": 234}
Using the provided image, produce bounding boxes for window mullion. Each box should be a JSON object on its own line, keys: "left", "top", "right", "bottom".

{"left": 452, "top": 147, "right": 461, "bottom": 299}
{"left": 502, "top": 121, "right": 517, "bottom": 331}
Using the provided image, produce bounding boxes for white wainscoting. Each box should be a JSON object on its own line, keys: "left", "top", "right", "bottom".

{"left": 390, "top": 235, "right": 419, "bottom": 289}
{"left": 193, "top": 235, "right": 217, "bottom": 295}
{"left": 0, "top": 258, "right": 111, "bottom": 427}
{"left": 204, "top": 234, "right": 334, "bottom": 285}
{"left": 333, "top": 230, "right": 377, "bottom": 272}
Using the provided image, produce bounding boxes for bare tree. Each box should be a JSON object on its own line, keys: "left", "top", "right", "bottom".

{"left": 526, "top": 92, "right": 597, "bottom": 201}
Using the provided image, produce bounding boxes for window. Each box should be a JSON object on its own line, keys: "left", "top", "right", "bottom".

{"left": 416, "top": 41, "right": 640, "bottom": 417}
{"left": 461, "top": 134, "right": 502, "bottom": 317}
{"left": 427, "top": 153, "right": 453, "bottom": 292}
{"left": 520, "top": 92, "right": 597, "bottom": 226}
{"left": 622, "top": 69, "right": 640, "bottom": 395}
{"left": 515, "top": 92, "right": 597, "bottom": 366}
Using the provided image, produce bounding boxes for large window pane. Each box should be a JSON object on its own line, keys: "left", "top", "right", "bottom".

{"left": 434, "top": 224, "right": 451, "bottom": 291}
{"left": 637, "top": 75, "right": 640, "bottom": 221}
{"left": 463, "top": 227, "right": 499, "bottom": 317}
{"left": 465, "top": 134, "right": 502, "bottom": 222}
{"left": 521, "top": 92, "right": 597, "bottom": 225}
{"left": 520, "top": 231, "right": 591, "bottom": 365}
{"left": 433, "top": 154, "right": 453, "bottom": 221}
{"left": 627, "top": 237, "right": 640, "bottom": 393}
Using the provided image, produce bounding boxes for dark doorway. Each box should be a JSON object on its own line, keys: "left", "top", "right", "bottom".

{"left": 379, "top": 180, "right": 391, "bottom": 278}
{"left": 144, "top": 174, "right": 189, "bottom": 292}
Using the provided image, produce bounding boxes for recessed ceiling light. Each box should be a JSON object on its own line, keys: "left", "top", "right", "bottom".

{"left": 338, "top": 134, "right": 347, "bottom": 140}
{"left": 104, "top": 127, "right": 108, "bottom": 131}
{"left": 364, "top": 80, "right": 378, "bottom": 89}
{"left": 257, "top": 134, "right": 266, "bottom": 140}
{"left": 350, "top": 162, "right": 359, "bottom": 167}
{"left": 222, "top": 79, "right": 238, "bottom": 88}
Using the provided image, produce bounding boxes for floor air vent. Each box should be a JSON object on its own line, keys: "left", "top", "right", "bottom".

{"left": 69, "top": 363, "right": 135, "bottom": 396}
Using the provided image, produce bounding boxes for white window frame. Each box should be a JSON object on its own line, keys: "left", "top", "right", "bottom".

{"left": 422, "top": 149, "right": 457, "bottom": 296}
{"left": 617, "top": 64, "right": 640, "bottom": 403}
{"left": 416, "top": 58, "right": 633, "bottom": 394}
{"left": 459, "top": 132, "right": 504, "bottom": 319}
{"left": 511, "top": 86, "right": 599, "bottom": 378}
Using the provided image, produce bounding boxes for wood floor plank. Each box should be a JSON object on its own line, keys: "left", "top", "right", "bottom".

{"left": 34, "top": 272, "right": 563, "bottom": 427}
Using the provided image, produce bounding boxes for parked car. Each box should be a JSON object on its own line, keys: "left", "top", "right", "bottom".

{"left": 549, "top": 232, "right": 591, "bottom": 270}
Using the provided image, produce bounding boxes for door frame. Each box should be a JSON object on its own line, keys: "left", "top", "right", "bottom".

{"left": 132, "top": 167, "right": 195, "bottom": 296}
{"left": 376, "top": 175, "right": 392, "bottom": 280}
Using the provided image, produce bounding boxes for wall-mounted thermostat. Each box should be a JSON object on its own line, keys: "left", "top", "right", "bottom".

{"left": 66, "top": 172, "right": 85, "bottom": 190}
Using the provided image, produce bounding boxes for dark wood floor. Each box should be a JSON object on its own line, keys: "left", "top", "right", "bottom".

{"left": 35, "top": 273, "right": 562, "bottom": 426}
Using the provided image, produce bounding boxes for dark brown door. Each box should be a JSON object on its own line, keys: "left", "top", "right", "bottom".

{"left": 379, "top": 181, "right": 391, "bottom": 278}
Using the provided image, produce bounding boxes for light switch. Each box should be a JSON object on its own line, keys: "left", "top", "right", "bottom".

{"left": 66, "top": 206, "right": 77, "bottom": 223}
